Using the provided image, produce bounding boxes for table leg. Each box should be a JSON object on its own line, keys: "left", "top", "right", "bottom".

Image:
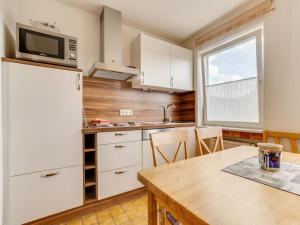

{"left": 148, "top": 190, "right": 158, "bottom": 225}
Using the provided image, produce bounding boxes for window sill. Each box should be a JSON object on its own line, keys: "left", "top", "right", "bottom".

{"left": 221, "top": 126, "right": 263, "bottom": 133}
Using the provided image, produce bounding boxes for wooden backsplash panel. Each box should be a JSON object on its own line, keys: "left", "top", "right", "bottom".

{"left": 83, "top": 77, "right": 195, "bottom": 123}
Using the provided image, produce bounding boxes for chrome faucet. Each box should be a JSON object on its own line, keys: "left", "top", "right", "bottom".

{"left": 162, "top": 104, "right": 176, "bottom": 122}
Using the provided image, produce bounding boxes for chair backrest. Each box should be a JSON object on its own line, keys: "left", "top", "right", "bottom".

{"left": 195, "top": 127, "right": 224, "bottom": 156}
{"left": 263, "top": 130, "right": 300, "bottom": 153}
{"left": 150, "top": 130, "right": 189, "bottom": 167}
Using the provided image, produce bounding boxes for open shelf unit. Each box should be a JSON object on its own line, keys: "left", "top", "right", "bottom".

{"left": 83, "top": 133, "right": 98, "bottom": 204}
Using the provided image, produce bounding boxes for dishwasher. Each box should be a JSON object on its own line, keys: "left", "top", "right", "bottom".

{"left": 142, "top": 128, "right": 176, "bottom": 169}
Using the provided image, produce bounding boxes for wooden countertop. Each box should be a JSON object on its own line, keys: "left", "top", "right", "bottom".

{"left": 82, "top": 122, "right": 195, "bottom": 133}
{"left": 139, "top": 146, "right": 300, "bottom": 225}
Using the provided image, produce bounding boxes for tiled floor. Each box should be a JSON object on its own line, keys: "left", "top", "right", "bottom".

{"left": 60, "top": 195, "right": 148, "bottom": 225}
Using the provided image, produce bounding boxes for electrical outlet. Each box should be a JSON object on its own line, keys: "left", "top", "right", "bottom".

{"left": 120, "top": 109, "right": 125, "bottom": 116}
{"left": 120, "top": 109, "right": 133, "bottom": 116}
{"left": 127, "top": 110, "right": 133, "bottom": 116}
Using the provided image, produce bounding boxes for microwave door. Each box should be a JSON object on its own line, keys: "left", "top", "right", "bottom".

{"left": 18, "top": 28, "right": 65, "bottom": 61}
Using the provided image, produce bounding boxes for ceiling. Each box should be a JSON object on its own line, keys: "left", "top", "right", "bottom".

{"left": 54, "top": 0, "right": 262, "bottom": 42}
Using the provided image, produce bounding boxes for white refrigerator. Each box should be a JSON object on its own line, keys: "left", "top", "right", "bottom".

{"left": 3, "top": 61, "right": 83, "bottom": 225}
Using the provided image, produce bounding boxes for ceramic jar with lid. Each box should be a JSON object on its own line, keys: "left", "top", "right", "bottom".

{"left": 257, "top": 143, "right": 283, "bottom": 171}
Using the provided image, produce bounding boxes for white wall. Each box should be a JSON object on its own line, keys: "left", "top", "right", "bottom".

{"left": 2, "top": 0, "right": 179, "bottom": 74}
{"left": 190, "top": 0, "right": 300, "bottom": 133}
{"left": 0, "top": 0, "right": 4, "bottom": 222}
{"left": 2, "top": 0, "right": 99, "bottom": 74}
{"left": 122, "top": 24, "right": 180, "bottom": 67}
{"left": 263, "top": 0, "right": 300, "bottom": 132}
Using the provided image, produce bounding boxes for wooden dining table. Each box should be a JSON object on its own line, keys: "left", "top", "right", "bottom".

{"left": 138, "top": 146, "right": 300, "bottom": 225}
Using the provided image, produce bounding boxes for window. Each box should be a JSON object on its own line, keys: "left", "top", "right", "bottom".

{"left": 201, "top": 28, "right": 263, "bottom": 128}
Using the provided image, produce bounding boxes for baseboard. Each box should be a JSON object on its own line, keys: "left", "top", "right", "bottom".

{"left": 24, "top": 187, "right": 147, "bottom": 225}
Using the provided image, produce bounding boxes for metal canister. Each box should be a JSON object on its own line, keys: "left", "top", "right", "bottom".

{"left": 257, "top": 143, "right": 283, "bottom": 171}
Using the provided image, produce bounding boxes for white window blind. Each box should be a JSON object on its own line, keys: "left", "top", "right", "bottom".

{"left": 201, "top": 28, "right": 263, "bottom": 128}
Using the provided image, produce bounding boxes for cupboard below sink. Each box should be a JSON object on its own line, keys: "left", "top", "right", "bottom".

{"left": 86, "top": 126, "right": 196, "bottom": 201}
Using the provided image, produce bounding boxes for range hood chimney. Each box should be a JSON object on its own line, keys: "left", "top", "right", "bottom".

{"left": 89, "top": 6, "right": 139, "bottom": 80}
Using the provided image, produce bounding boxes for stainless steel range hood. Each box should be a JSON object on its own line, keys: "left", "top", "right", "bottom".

{"left": 89, "top": 6, "right": 139, "bottom": 80}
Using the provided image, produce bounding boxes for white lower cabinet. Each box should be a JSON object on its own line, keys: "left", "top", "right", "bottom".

{"left": 97, "top": 130, "right": 141, "bottom": 145}
{"left": 97, "top": 127, "right": 195, "bottom": 200}
{"left": 98, "top": 165, "right": 143, "bottom": 200}
{"left": 7, "top": 165, "right": 83, "bottom": 225}
{"left": 99, "top": 141, "right": 142, "bottom": 172}
{"left": 97, "top": 131, "right": 143, "bottom": 200}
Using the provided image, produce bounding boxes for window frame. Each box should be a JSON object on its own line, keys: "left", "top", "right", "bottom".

{"left": 200, "top": 27, "right": 264, "bottom": 129}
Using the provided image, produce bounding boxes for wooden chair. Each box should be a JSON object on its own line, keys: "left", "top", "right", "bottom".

{"left": 150, "top": 130, "right": 188, "bottom": 225}
{"left": 195, "top": 127, "right": 224, "bottom": 156}
{"left": 263, "top": 130, "right": 300, "bottom": 153}
{"left": 150, "top": 130, "right": 189, "bottom": 167}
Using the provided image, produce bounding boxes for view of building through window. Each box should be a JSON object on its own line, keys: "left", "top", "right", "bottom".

{"left": 202, "top": 32, "right": 261, "bottom": 125}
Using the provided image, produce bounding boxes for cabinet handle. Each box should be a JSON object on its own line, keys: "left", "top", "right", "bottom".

{"left": 141, "top": 72, "right": 144, "bottom": 84}
{"left": 76, "top": 73, "right": 81, "bottom": 90}
{"left": 115, "top": 145, "right": 126, "bottom": 149}
{"left": 41, "top": 172, "right": 59, "bottom": 178}
{"left": 115, "top": 171, "right": 127, "bottom": 175}
{"left": 170, "top": 76, "right": 174, "bottom": 87}
{"left": 115, "top": 133, "right": 127, "bottom": 136}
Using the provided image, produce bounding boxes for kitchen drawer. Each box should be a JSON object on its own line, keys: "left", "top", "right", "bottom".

{"left": 98, "top": 141, "right": 142, "bottom": 172}
{"left": 7, "top": 166, "right": 83, "bottom": 225}
{"left": 98, "top": 165, "right": 143, "bottom": 200}
{"left": 97, "top": 130, "right": 142, "bottom": 145}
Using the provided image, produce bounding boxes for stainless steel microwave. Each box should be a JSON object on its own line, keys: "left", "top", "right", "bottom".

{"left": 16, "top": 23, "right": 77, "bottom": 67}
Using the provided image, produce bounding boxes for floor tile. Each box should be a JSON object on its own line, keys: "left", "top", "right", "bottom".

{"left": 99, "top": 218, "right": 115, "bottom": 225}
{"left": 67, "top": 218, "right": 83, "bottom": 225}
{"left": 125, "top": 209, "right": 139, "bottom": 220}
{"left": 97, "top": 209, "right": 111, "bottom": 218}
{"left": 136, "top": 205, "right": 147, "bottom": 216}
{"left": 61, "top": 195, "right": 147, "bottom": 225}
{"left": 131, "top": 216, "right": 147, "bottom": 225}
{"left": 119, "top": 222, "right": 132, "bottom": 225}
{"left": 110, "top": 205, "right": 124, "bottom": 217}
{"left": 131, "top": 199, "right": 144, "bottom": 207}
{"left": 121, "top": 202, "right": 135, "bottom": 212}
{"left": 82, "top": 213, "right": 98, "bottom": 225}
{"left": 97, "top": 209, "right": 112, "bottom": 221}
{"left": 112, "top": 213, "right": 129, "bottom": 225}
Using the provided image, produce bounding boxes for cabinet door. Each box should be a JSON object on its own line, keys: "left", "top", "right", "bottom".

{"left": 98, "top": 165, "right": 143, "bottom": 200}
{"left": 140, "top": 34, "right": 171, "bottom": 88}
{"left": 98, "top": 141, "right": 142, "bottom": 172}
{"left": 8, "top": 166, "right": 83, "bottom": 225}
{"left": 171, "top": 45, "right": 193, "bottom": 91}
{"left": 4, "top": 63, "right": 82, "bottom": 176}
{"left": 97, "top": 130, "right": 142, "bottom": 145}
{"left": 176, "top": 127, "right": 196, "bottom": 159}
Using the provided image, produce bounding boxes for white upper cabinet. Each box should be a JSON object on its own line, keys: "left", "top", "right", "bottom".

{"left": 131, "top": 33, "right": 193, "bottom": 92}
{"left": 171, "top": 45, "right": 193, "bottom": 91}
{"left": 132, "top": 34, "right": 171, "bottom": 89}
{"left": 140, "top": 34, "right": 171, "bottom": 88}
